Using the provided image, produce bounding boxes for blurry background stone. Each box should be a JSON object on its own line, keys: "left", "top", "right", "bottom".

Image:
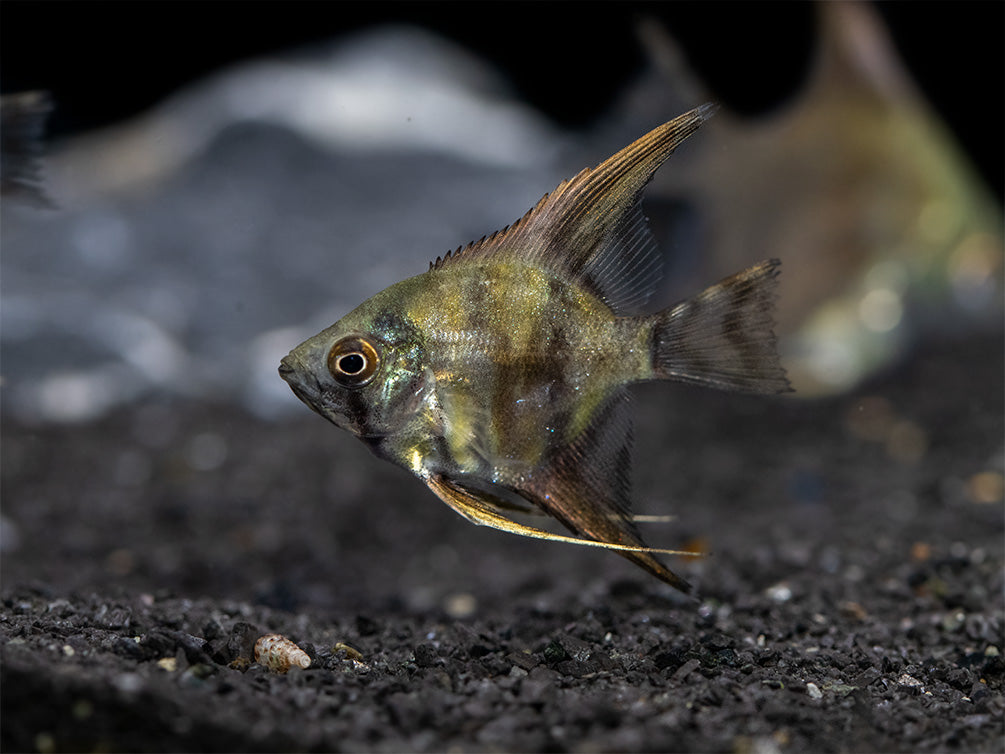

{"left": 2, "top": 2, "right": 1001, "bottom": 424}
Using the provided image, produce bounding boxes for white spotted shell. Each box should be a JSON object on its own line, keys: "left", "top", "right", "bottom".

{"left": 254, "top": 633, "right": 311, "bottom": 673}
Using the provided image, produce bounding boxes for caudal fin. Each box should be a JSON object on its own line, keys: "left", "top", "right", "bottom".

{"left": 649, "top": 259, "right": 791, "bottom": 394}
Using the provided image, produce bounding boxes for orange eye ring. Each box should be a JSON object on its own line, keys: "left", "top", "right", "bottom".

{"left": 327, "top": 335, "right": 381, "bottom": 387}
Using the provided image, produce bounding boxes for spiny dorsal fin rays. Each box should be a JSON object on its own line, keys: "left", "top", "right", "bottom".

{"left": 430, "top": 104, "right": 717, "bottom": 314}
{"left": 429, "top": 189, "right": 556, "bottom": 271}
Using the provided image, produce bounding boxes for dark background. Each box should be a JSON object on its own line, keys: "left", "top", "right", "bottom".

{"left": 2, "top": 1, "right": 1003, "bottom": 200}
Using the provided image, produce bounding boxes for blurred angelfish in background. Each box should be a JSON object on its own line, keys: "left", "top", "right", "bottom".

{"left": 622, "top": 1, "right": 1003, "bottom": 395}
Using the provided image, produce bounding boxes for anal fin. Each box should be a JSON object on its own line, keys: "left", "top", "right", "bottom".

{"left": 425, "top": 389, "right": 697, "bottom": 594}
{"left": 519, "top": 390, "right": 695, "bottom": 594}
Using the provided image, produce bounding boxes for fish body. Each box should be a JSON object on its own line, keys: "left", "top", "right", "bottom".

{"left": 0, "top": 91, "right": 54, "bottom": 207}
{"left": 280, "top": 105, "right": 789, "bottom": 592}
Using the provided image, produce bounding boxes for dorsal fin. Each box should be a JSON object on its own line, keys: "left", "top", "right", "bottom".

{"left": 430, "top": 103, "right": 716, "bottom": 314}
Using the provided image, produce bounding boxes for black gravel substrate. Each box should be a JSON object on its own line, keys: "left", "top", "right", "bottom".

{"left": 2, "top": 333, "right": 1002, "bottom": 752}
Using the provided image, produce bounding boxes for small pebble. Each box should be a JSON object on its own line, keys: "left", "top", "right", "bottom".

{"left": 113, "top": 672, "right": 144, "bottom": 695}
{"left": 967, "top": 471, "right": 1003, "bottom": 504}
{"left": 443, "top": 592, "right": 477, "bottom": 619}
{"left": 333, "top": 642, "right": 365, "bottom": 662}
{"left": 838, "top": 601, "right": 868, "bottom": 620}
{"left": 909, "top": 542, "right": 932, "bottom": 562}
{"left": 765, "top": 583, "right": 792, "bottom": 603}
{"left": 941, "top": 610, "right": 966, "bottom": 633}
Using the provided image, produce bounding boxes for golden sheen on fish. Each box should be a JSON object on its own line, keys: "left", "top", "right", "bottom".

{"left": 280, "top": 104, "right": 789, "bottom": 593}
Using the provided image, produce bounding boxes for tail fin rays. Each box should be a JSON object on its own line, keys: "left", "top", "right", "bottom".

{"left": 650, "top": 259, "right": 791, "bottom": 395}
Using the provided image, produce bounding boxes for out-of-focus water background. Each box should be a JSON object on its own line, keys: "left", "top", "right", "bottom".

{"left": 2, "top": 2, "right": 1002, "bottom": 425}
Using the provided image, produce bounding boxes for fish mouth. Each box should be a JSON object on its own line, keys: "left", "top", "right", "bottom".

{"left": 278, "top": 354, "right": 311, "bottom": 392}
{"left": 278, "top": 354, "right": 319, "bottom": 406}
{"left": 278, "top": 355, "right": 297, "bottom": 382}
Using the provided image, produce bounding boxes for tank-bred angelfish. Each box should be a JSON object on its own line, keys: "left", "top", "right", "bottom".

{"left": 280, "top": 104, "right": 789, "bottom": 593}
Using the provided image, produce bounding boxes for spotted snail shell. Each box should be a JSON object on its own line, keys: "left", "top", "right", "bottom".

{"left": 254, "top": 633, "right": 311, "bottom": 673}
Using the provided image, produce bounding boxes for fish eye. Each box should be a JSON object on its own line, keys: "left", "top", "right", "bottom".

{"left": 327, "top": 336, "right": 380, "bottom": 387}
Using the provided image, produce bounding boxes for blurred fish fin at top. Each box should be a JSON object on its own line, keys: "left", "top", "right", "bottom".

{"left": 1, "top": 90, "right": 56, "bottom": 208}
{"left": 611, "top": 0, "right": 1003, "bottom": 397}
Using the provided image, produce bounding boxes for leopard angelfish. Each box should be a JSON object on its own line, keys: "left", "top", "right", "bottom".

{"left": 279, "top": 104, "right": 790, "bottom": 593}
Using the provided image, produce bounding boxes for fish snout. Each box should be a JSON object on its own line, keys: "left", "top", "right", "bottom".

{"left": 278, "top": 355, "right": 296, "bottom": 381}
{"left": 279, "top": 353, "right": 320, "bottom": 408}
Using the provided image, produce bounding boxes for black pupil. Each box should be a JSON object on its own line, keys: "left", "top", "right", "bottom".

{"left": 338, "top": 353, "right": 365, "bottom": 374}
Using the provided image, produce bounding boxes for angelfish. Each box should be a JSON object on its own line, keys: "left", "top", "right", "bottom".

{"left": 0, "top": 91, "right": 54, "bottom": 207}
{"left": 279, "top": 104, "right": 789, "bottom": 593}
